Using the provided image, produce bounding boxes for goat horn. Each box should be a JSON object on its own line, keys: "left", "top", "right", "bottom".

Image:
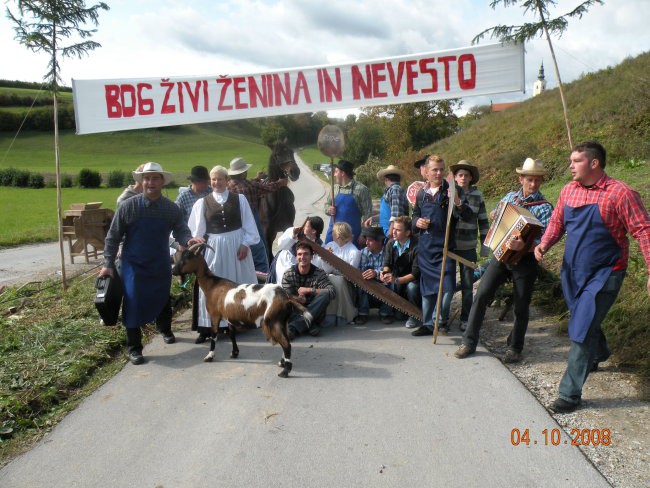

{"left": 188, "top": 243, "right": 205, "bottom": 254}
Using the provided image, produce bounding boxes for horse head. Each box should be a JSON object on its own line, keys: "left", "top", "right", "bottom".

{"left": 268, "top": 141, "right": 300, "bottom": 182}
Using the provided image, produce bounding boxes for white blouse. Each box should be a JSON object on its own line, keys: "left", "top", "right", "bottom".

{"left": 321, "top": 241, "right": 361, "bottom": 275}
{"left": 188, "top": 190, "right": 260, "bottom": 247}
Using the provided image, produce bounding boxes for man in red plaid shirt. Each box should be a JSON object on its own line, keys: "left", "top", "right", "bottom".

{"left": 535, "top": 141, "right": 650, "bottom": 413}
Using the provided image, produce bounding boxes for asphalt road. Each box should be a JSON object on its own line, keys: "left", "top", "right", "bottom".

{"left": 0, "top": 157, "right": 610, "bottom": 488}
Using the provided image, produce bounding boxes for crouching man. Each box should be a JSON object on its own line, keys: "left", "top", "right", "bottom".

{"left": 282, "top": 241, "right": 335, "bottom": 340}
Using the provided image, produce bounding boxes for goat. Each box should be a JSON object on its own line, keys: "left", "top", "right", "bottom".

{"left": 172, "top": 244, "right": 312, "bottom": 378}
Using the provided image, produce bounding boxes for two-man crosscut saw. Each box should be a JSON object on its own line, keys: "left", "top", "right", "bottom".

{"left": 300, "top": 238, "right": 422, "bottom": 322}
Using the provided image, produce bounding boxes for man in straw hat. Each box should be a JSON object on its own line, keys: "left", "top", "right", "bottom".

{"left": 535, "top": 142, "right": 650, "bottom": 413}
{"left": 324, "top": 159, "right": 372, "bottom": 246}
{"left": 370, "top": 164, "right": 410, "bottom": 237}
{"left": 437, "top": 160, "right": 489, "bottom": 332}
{"left": 227, "top": 156, "right": 288, "bottom": 274}
{"left": 100, "top": 162, "right": 201, "bottom": 365}
{"left": 454, "top": 157, "right": 553, "bottom": 360}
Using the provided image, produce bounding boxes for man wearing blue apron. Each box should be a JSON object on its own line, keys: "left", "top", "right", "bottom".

{"left": 536, "top": 142, "right": 650, "bottom": 413}
{"left": 375, "top": 164, "right": 410, "bottom": 238}
{"left": 100, "top": 162, "right": 199, "bottom": 365}
{"left": 411, "top": 155, "right": 463, "bottom": 337}
{"left": 325, "top": 160, "right": 372, "bottom": 247}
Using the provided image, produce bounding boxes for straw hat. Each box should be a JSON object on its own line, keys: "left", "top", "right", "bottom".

{"left": 228, "top": 157, "right": 252, "bottom": 176}
{"left": 450, "top": 160, "right": 480, "bottom": 184}
{"left": 516, "top": 158, "right": 548, "bottom": 176}
{"left": 133, "top": 162, "right": 172, "bottom": 186}
{"left": 376, "top": 164, "right": 405, "bottom": 183}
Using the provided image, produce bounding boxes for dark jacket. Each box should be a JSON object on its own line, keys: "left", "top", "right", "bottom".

{"left": 382, "top": 236, "right": 420, "bottom": 280}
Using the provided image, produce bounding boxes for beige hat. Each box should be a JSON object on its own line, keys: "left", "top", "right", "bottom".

{"left": 133, "top": 162, "right": 172, "bottom": 186}
{"left": 450, "top": 160, "right": 480, "bottom": 184}
{"left": 228, "top": 157, "right": 252, "bottom": 176}
{"left": 376, "top": 164, "right": 405, "bottom": 183}
{"left": 516, "top": 158, "right": 548, "bottom": 176}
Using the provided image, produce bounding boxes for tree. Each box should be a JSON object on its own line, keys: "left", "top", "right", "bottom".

{"left": 7, "top": 0, "right": 109, "bottom": 289}
{"left": 473, "top": 0, "right": 604, "bottom": 148}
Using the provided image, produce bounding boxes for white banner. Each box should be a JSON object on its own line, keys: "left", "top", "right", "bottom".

{"left": 72, "top": 42, "right": 524, "bottom": 135}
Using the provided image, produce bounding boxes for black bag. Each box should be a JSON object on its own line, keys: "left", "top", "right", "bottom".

{"left": 94, "top": 274, "right": 123, "bottom": 326}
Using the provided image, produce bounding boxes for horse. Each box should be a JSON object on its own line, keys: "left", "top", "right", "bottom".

{"left": 259, "top": 141, "right": 300, "bottom": 262}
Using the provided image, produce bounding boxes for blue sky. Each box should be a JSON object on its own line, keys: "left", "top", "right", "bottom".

{"left": 1, "top": 0, "right": 648, "bottom": 115}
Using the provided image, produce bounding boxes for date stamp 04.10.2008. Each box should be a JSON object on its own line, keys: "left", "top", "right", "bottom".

{"left": 510, "top": 428, "right": 612, "bottom": 447}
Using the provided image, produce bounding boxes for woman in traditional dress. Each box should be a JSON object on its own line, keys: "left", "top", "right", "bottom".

{"left": 188, "top": 165, "right": 259, "bottom": 335}
{"left": 321, "top": 221, "right": 361, "bottom": 324}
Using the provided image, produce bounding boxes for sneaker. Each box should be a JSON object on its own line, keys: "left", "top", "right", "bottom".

{"left": 404, "top": 317, "right": 419, "bottom": 328}
{"left": 381, "top": 316, "right": 394, "bottom": 325}
{"left": 355, "top": 315, "right": 368, "bottom": 325}
{"left": 454, "top": 343, "right": 476, "bottom": 359}
{"left": 459, "top": 321, "right": 468, "bottom": 332}
{"left": 128, "top": 350, "right": 144, "bottom": 365}
{"left": 549, "top": 397, "right": 579, "bottom": 414}
{"left": 162, "top": 332, "right": 176, "bottom": 344}
{"left": 503, "top": 349, "right": 523, "bottom": 363}
{"left": 411, "top": 326, "right": 433, "bottom": 336}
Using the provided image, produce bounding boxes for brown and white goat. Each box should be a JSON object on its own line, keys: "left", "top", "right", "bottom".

{"left": 172, "top": 244, "right": 312, "bottom": 378}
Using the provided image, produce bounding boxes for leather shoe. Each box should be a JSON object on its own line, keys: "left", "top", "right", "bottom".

{"left": 162, "top": 332, "right": 176, "bottom": 344}
{"left": 355, "top": 315, "right": 368, "bottom": 325}
{"left": 381, "top": 316, "right": 394, "bottom": 324}
{"left": 411, "top": 326, "right": 433, "bottom": 336}
{"left": 195, "top": 334, "right": 209, "bottom": 344}
{"left": 503, "top": 349, "right": 523, "bottom": 363}
{"left": 549, "top": 397, "right": 579, "bottom": 414}
{"left": 288, "top": 327, "right": 298, "bottom": 341}
{"left": 308, "top": 325, "right": 321, "bottom": 337}
{"left": 129, "top": 351, "right": 144, "bottom": 365}
{"left": 454, "top": 343, "right": 476, "bottom": 359}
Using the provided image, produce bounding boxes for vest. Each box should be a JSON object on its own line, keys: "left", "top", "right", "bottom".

{"left": 204, "top": 192, "right": 242, "bottom": 234}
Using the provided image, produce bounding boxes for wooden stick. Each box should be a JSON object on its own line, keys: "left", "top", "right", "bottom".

{"left": 329, "top": 156, "right": 335, "bottom": 224}
{"left": 433, "top": 179, "right": 455, "bottom": 344}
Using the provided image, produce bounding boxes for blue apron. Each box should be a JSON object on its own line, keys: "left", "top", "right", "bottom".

{"left": 325, "top": 186, "right": 361, "bottom": 244}
{"left": 121, "top": 204, "right": 172, "bottom": 328}
{"left": 561, "top": 200, "right": 620, "bottom": 342}
{"left": 417, "top": 190, "right": 455, "bottom": 297}
{"left": 379, "top": 197, "right": 392, "bottom": 236}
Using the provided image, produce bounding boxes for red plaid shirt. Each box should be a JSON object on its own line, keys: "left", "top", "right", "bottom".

{"left": 541, "top": 173, "right": 650, "bottom": 272}
{"left": 228, "top": 178, "right": 283, "bottom": 213}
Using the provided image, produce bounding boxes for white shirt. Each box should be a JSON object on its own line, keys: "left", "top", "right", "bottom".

{"left": 321, "top": 241, "right": 361, "bottom": 275}
{"left": 188, "top": 190, "right": 260, "bottom": 246}
{"left": 274, "top": 227, "right": 326, "bottom": 282}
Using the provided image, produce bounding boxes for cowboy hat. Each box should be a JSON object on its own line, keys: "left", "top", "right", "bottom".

{"left": 413, "top": 154, "right": 430, "bottom": 169}
{"left": 361, "top": 226, "right": 385, "bottom": 241}
{"left": 516, "top": 157, "right": 548, "bottom": 176}
{"left": 450, "top": 160, "right": 480, "bottom": 184}
{"left": 133, "top": 162, "right": 172, "bottom": 186}
{"left": 376, "top": 164, "right": 405, "bottom": 183}
{"left": 333, "top": 159, "right": 355, "bottom": 177}
{"left": 228, "top": 157, "right": 253, "bottom": 176}
{"left": 188, "top": 165, "right": 210, "bottom": 182}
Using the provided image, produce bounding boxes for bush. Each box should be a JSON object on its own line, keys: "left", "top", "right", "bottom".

{"left": 76, "top": 168, "right": 101, "bottom": 188}
{"left": 0, "top": 168, "right": 32, "bottom": 187}
{"left": 27, "top": 173, "right": 45, "bottom": 189}
{"left": 106, "top": 170, "right": 126, "bottom": 188}
{"left": 61, "top": 175, "right": 73, "bottom": 188}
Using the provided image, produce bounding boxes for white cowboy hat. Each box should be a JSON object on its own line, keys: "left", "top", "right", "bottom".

{"left": 376, "top": 164, "right": 405, "bottom": 183}
{"left": 228, "top": 157, "right": 252, "bottom": 176}
{"left": 516, "top": 158, "right": 548, "bottom": 176}
{"left": 450, "top": 160, "right": 480, "bottom": 184}
{"left": 133, "top": 162, "right": 172, "bottom": 186}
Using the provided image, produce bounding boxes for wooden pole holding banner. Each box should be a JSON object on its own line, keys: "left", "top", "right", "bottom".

{"left": 433, "top": 177, "right": 456, "bottom": 344}
{"left": 317, "top": 125, "right": 345, "bottom": 226}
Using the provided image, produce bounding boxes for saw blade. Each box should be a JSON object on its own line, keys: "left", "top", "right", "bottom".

{"left": 302, "top": 238, "right": 422, "bottom": 321}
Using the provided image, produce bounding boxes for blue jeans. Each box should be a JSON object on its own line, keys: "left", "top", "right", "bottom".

{"left": 462, "top": 254, "right": 538, "bottom": 351}
{"left": 251, "top": 211, "right": 269, "bottom": 273}
{"left": 357, "top": 285, "right": 392, "bottom": 317}
{"left": 439, "top": 248, "right": 477, "bottom": 323}
{"left": 289, "top": 292, "right": 331, "bottom": 334}
{"left": 558, "top": 270, "right": 624, "bottom": 405}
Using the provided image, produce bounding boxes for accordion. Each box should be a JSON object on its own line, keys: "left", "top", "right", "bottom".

{"left": 484, "top": 201, "right": 543, "bottom": 264}
{"left": 94, "top": 275, "right": 123, "bottom": 326}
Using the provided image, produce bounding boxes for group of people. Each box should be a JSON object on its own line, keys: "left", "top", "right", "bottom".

{"left": 100, "top": 140, "right": 650, "bottom": 415}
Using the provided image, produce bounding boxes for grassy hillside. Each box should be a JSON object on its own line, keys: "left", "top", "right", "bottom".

{"left": 428, "top": 51, "right": 650, "bottom": 387}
